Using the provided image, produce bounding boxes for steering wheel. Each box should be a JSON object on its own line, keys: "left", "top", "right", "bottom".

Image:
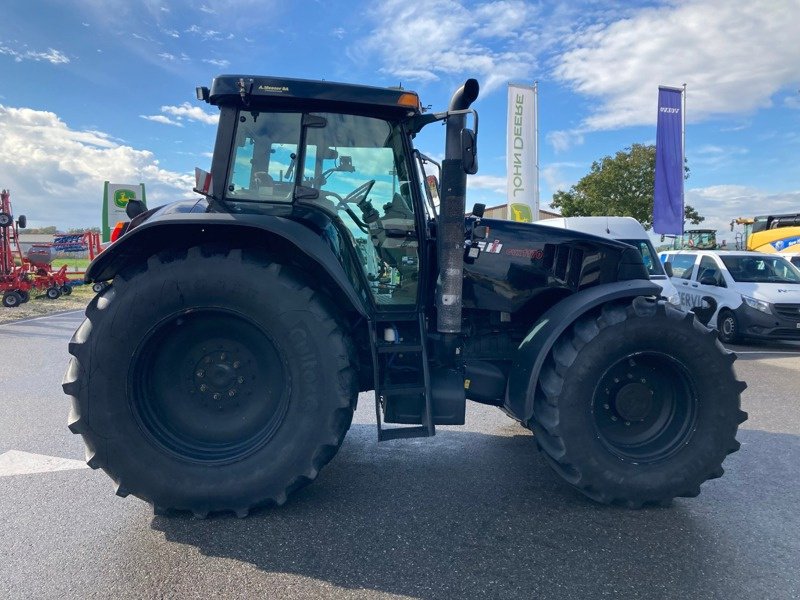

{"left": 320, "top": 189, "right": 371, "bottom": 234}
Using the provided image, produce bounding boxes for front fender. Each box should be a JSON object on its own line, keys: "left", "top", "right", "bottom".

{"left": 504, "top": 280, "right": 662, "bottom": 425}
{"left": 87, "top": 211, "right": 370, "bottom": 318}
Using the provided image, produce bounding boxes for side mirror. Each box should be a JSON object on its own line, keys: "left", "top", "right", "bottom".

{"left": 472, "top": 203, "right": 485, "bottom": 218}
{"left": 699, "top": 274, "right": 717, "bottom": 286}
{"left": 461, "top": 129, "right": 478, "bottom": 175}
{"left": 17, "top": 214, "right": 26, "bottom": 229}
{"left": 664, "top": 262, "right": 674, "bottom": 277}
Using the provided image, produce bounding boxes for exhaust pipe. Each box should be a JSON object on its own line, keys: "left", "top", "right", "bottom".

{"left": 436, "top": 79, "right": 479, "bottom": 337}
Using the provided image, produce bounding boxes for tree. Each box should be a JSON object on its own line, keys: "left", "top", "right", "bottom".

{"left": 550, "top": 143, "right": 703, "bottom": 230}
{"left": 24, "top": 226, "right": 58, "bottom": 234}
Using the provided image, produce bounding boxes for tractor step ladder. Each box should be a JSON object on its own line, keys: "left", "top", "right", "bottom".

{"left": 369, "top": 312, "right": 434, "bottom": 441}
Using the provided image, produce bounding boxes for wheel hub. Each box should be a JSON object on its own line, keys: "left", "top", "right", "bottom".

{"left": 131, "top": 309, "right": 289, "bottom": 464}
{"left": 593, "top": 352, "right": 697, "bottom": 462}
{"left": 613, "top": 382, "right": 653, "bottom": 422}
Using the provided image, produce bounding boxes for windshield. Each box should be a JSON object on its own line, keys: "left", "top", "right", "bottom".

{"left": 226, "top": 109, "right": 421, "bottom": 306}
{"left": 620, "top": 239, "right": 665, "bottom": 277}
{"left": 720, "top": 255, "right": 800, "bottom": 283}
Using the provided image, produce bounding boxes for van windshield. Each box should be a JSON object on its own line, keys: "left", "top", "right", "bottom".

{"left": 720, "top": 255, "right": 800, "bottom": 283}
{"left": 620, "top": 239, "right": 665, "bottom": 277}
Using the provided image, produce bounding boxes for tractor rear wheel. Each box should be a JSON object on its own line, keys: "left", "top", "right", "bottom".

{"left": 2, "top": 291, "right": 22, "bottom": 307}
{"left": 63, "top": 246, "right": 358, "bottom": 517}
{"left": 46, "top": 286, "right": 61, "bottom": 300}
{"left": 531, "top": 297, "right": 746, "bottom": 507}
{"left": 60, "top": 285, "right": 72, "bottom": 296}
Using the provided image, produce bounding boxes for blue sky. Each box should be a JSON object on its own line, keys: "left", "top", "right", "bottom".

{"left": 1, "top": 0, "right": 799, "bottom": 243}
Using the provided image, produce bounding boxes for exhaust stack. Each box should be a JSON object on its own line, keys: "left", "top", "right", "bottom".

{"left": 436, "top": 79, "right": 480, "bottom": 336}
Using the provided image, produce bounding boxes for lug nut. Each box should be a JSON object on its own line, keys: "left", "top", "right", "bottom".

{"left": 603, "top": 404, "right": 610, "bottom": 409}
{"left": 196, "top": 370, "right": 204, "bottom": 378}
{"left": 233, "top": 361, "right": 240, "bottom": 369}
{"left": 213, "top": 393, "right": 221, "bottom": 400}
{"left": 200, "top": 384, "right": 208, "bottom": 392}
{"left": 237, "top": 376, "right": 244, "bottom": 384}
{"left": 220, "top": 353, "right": 226, "bottom": 360}
{"left": 228, "top": 390, "right": 236, "bottom": 397}
{"left": 625, "top": 421, "right": 631, "bottom": 426}
{"left": 611, "top": 416, "right": 618, "bottom": 422}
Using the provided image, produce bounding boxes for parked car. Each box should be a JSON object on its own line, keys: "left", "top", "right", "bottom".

{"left": 659, "top": 250, "right": 800, "bottom": 343}
{"left": 536, "top": 217, "right": 681, "bottom": 305}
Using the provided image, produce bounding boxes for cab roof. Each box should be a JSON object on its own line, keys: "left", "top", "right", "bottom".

{"left": 203, "top": 75, "right": 422, "bottom": 117}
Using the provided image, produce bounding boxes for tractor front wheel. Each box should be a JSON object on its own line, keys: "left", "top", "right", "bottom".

{"left": 531, "top": 297, "right": 746, "bottom": 507}
{"left": 60, "top": 285, "right": 72, "bottom": 296}
{"left": 46, "top": 286, "right": 61, "bottom": 300}
{"left": 63, "top": 246, "right": 358, "bottom": 517}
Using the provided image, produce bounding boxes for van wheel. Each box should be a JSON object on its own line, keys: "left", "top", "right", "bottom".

{"left": 717, "top": 310, "right": 740, "bottom": 344}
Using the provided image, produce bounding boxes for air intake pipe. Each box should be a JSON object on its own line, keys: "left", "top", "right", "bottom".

{"left": 436, "top": 78, "right": 479, "bottom": 337}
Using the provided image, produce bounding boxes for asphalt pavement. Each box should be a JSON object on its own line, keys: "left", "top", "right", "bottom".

{"left": 1, "top": 311, "right": 799, "bottom": 599}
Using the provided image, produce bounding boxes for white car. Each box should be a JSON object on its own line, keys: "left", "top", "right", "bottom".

{"left": 536, "top": 217, "right": 681, "bottom": 305}
{"left": 659, "top": 250, "right": 800, "bottom": 343}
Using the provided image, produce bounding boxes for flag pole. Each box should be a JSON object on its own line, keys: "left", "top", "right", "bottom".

{"left": 533, "top": 80, "right": 539, "bottom": 221}
{"left": 681, "top": 82, "right": 686, "bottom": 235}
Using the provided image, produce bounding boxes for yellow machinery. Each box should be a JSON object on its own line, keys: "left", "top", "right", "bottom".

{"left": 731, "top": 214, "right": 800, "bottom": 254}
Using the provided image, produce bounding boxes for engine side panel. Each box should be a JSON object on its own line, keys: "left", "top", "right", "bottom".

{"left": 463, "top": 218, "right": 648, "bottom": 314}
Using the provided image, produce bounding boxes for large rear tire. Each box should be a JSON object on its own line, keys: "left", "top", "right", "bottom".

{"left": 63, "top": 246, "right": 358, "bottom": 517}
{"left": 531, "top": 297, "right": 747, "bottom": 507}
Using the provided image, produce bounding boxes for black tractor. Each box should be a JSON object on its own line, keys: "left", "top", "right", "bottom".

{"left": 63, "top": 75, "right": 746, "bottom": 517}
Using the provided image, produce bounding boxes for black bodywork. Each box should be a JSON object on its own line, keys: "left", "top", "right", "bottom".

{"left": 87, "top": 74, "right": 656, "bottom": 426}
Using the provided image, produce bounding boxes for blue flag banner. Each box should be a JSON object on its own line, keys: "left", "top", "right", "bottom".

{"left": 653, "top": 86, "right": 684, "bottom": 235}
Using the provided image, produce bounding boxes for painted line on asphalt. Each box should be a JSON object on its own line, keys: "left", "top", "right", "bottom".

{"left": 0, "top": 450, "right": 88, "bottom": 477}
{"left": 4, "top": 309, "right": 84, "bottom": 326}
{"left": 734, "top": 350, "right": 800, "bottom": 355}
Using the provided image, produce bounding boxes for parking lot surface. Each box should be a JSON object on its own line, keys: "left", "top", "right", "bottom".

{"left": 1, "top": 311, "right": 799, "bottom": 599}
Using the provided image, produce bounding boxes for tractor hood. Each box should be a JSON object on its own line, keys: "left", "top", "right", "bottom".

{"left": 462, "top": 217, "right": 649, "bottom": 313}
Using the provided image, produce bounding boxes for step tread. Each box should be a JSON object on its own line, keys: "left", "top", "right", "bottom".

{"left": 379, "top": 426, "right": 433, "bottom": 441}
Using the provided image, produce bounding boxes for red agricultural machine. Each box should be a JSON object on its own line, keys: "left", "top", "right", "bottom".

{"left": 1, "top": 189, "right": 100, "bottom": 307}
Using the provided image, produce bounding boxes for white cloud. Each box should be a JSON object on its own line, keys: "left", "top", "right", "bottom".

{"left": 161, "top": 28, "right": 180, "bottom": 38}
{"left": 199, "top": 5, "right": 216, "bottom": 14}
{"left": 554, "top": 0, "right": 800, "bottom": 130}
{"left": 0, "top": 105, "right": 194, "bottom": 228}
{"left": 140, "top": 114, "right": 183, "bottom": 126}
{"left": 354, "top": 0, "right": 538, "bottom": 93}
{"left": 158, "top": 52, "right": 176, "bottom": 61}
{"left": 202, "top": 58, "right": 230, "bottom": 68}
{"left": 685, "top": 184, "right": 800, "bottom": 241}
{"left": 0, "top": 44, "right": 70, "bottom": 64}
{"left": 547, "top": 129, "right": 584, "bottom": 153}
{"left": 161, "top": 102, "right": 218, "bottom": 125}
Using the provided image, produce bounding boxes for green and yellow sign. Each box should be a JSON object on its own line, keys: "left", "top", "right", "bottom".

{"left": 102, "top": 181, "right": 146, "bottom": 242}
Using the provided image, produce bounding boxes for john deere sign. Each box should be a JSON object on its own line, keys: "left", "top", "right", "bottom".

{"left": 102, "top": 182, "right": 146, "bottom": 242}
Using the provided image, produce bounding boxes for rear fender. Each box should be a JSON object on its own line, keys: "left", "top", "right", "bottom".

{"left": 504, "top": 280, "right": 661, "bottom": 425}
{"left": 86, "top": 213, "right": 369, "bottom": 318}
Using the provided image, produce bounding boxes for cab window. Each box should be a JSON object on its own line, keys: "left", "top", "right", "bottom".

{"left": 668, "top": 254, "right": 697, "bottom": 279}
{"left": 696, "top": 256, "right": 725, "bottom": 287}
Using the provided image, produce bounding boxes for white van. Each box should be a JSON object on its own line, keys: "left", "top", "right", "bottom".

{"left": 659, "top": 250, "right": 800, "bottom": 343}
{"left": 536, "top": 216, "right": 680, "bottom": 305}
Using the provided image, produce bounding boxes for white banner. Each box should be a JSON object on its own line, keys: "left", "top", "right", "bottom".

{"left": 506, "top": 83, "right": 538, "bottom": 222}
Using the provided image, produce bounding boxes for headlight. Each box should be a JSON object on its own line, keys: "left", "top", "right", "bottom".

{"left": 742, "top": 295, "right": 771, "bottom": 314}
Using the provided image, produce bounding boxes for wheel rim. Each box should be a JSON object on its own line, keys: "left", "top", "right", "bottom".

{"left": 721, "top": 315, "right": 735, "bottom": 338}
{"left": 592, "top": 352, "right": 698, "bottom": 462}
{"left": 131, "top": 309, "right": 290, "bottom": 464}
